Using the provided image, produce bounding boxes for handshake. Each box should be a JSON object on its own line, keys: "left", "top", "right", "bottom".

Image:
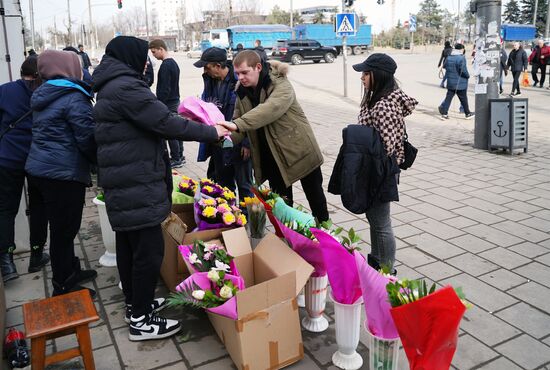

{"left": 215, "top": 121, "right": 239, "bottom": 138}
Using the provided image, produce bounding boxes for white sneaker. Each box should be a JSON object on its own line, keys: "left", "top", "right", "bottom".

{"left": 129, "top": 313, "right": 181, "bottom": 341}
{"left": 125, "top": 298, "right": 167, "bottom": 324}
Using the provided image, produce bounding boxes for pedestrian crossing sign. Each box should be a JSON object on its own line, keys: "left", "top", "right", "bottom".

{"left": 336, "top": 13, "right": 356, "bottom": 37}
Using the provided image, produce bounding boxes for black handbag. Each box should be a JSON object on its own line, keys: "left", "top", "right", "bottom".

{"left": 399, "top": 128, "right": 417, "bottom": 170}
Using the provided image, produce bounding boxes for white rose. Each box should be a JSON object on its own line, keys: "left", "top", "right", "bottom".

{"left": 219, "top": 285, "right": 233, "bottom": 299}
{"left": 189, "top": 253, "right": 200, "bottom": 265}
{"left": 214, "top": 260, "right": 230, "bottom": 272}
{"left": 207, "top": 269, "right": 220, "bottom": 283}
{"left": 192, "top": 290, "right": 205, "bottom": 300}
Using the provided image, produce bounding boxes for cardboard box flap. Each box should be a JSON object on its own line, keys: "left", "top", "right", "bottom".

{"left": 162, "top": 212, "right": 188, "bottom": 244}
{"left": 254, "top": 233, "right": 314, "bottom": 296}
{"left": 236, "top": 272, "right": 295, "bottom": 319}
{"left": 221, "top": 228, "right": 252, "bottom": 257}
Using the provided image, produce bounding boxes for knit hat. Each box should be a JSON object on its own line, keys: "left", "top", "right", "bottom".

{"left": 352, "top": 53, "right": 397, "bottom": 74}
{"left": 454, "top": 43, "right": 465, "bottom": 50}
{"left": 20, "top": 55, "right": 38, "bottom": 78}
{"left": 38, "top": 50, "right": 82, "bottom": 80}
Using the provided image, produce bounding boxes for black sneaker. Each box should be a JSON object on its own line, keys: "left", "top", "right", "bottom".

{"left": 170, "top": 160, "right": 183, "bottom": 169}
{"left": 465, "top": 113, "right": 475, "bottom": 120}
{"left": 129, "top": 313, "right": 181, "bottom": 341}
{"left": 125, "top": 298, "right": 168, "bottom": 324}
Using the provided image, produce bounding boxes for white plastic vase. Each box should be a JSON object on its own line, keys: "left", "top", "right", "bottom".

{"left": 297, "top": 289, "right": 305, "bottom": 307}
{"left": 302, "top": 275, "right": 329, "bottom": 332}
{"left": 93, "top": 196, "right": 117, "bottom": 267}
{"left": 366, "top": 328, "right": 400, "bottom": 370}
{"left": 331, "top": 294, "right": 363, "bottom": 370}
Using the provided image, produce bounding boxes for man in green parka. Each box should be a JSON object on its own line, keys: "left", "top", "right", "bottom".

{"left": 219, "top": 50, "right": 329, "bottom": 222}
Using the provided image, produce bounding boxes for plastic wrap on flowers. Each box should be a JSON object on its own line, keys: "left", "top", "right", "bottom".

{"left": 250, "top": 187, "right": 284, "bottom": 237}
{"left": 176, "top": 272, "right": 245, "bottom": 320}
{"left": 311, "top": 228, "right": 362, "bottom": 304}
{"left": 179, "top": 244, "right": 241, "bottom": 277}
{"left": 178, "top": 97, "right": 231, "bottom": 142}
{"left": 274, "top": 218, "right": 326, "bottom": 277}
{"left": 272, "top": 197, "right": 315, "bottom": 227}
{"left": 354, "top": 252, "right": 399, "bottom": 340}
{"left": 390, "top": 286, "right": 466, "bottom": 370}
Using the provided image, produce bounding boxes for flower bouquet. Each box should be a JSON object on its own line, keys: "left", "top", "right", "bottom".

{"left": 242, "top": 196, "right": 267, "bottom": 241}
{"left": 354, "top": 253, "right": 400, "bottom": 370}
{"left": 387, "top": 279, "right": 468, "bottom": 370}
{"left": 194, "top": 196, "right": 246, "bottom": 231}
{"left": 179, "top": 239, "right": 240, "bottom": 277}
{"left": 172, "top": 175, "right": 197, "bottom": 204}
{"left": 178, "top": 96, "right": 233, "bottom": 148}
{"left": 167, "top": 269, "right": 245, "bottom": 319}
{"left": 250, "top": 185, "right": 285, "bottom": 237}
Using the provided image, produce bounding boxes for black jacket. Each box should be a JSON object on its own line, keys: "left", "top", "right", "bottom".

{"left": 438, "top": 46, "right": 453, "bottom": 67}
{"left": 156, "top": 58, "right": 180, "bottom": 109}
{"left": 92, "top": 55, "right": 218, "bottom": 231}
{"left": 329, "top": 125, "right": 400, "bottom": 214}
{"left": 507, "top": 48, "right": 528, "bottom": 72}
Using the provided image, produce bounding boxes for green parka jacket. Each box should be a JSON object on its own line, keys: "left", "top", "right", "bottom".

{"left": 233, "top": 61, "right": 323, "bottom": 187}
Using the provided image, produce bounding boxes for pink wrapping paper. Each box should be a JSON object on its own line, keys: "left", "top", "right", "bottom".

{"left": 354, "top": 252, "right": 400, "bottom": 339}
{"left": 179, "top": 244, "right": 241, "bottom": 277}
{"left": 311, "top": 228, "right": 362, "bottom": 304}
{"left": 178, "top": 97, "right": 231, "bottom": 141}
{"left": 274, "top": 219, "right": 326, "bottom": 277}
{"left": 176, "top": 272, "right": 245, "bottom": 320}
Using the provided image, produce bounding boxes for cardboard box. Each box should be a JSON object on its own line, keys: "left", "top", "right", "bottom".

{"left": 160, "top": 203, "right": 230, "bottom": 292}
{"left": 207, "top": 228, "right": 314, "bottom": 370}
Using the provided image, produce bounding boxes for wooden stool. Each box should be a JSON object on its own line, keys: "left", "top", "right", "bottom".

{"left": 23, "top": 289, "right": 99, "bottom": 370}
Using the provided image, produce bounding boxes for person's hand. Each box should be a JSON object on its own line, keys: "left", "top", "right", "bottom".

{"left": 215, "top": 124, "right": 229, "bottom": 138}
{"left": 241, "top": 146, "right": 251, "bottom": 161}
{"left": 217, "top": 121, "right": 238, "bottom": 132}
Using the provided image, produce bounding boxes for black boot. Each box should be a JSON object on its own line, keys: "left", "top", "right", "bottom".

{"left": 52, "top": 272, "right": 96, "bottom": 298}
{"left": 72, "top": 257, "right": 97, "bottom": 284}
{"left": 367, "top": 254, "right": 381, "bottom": 271}
{"left": 0, "top": 249, "right": 19, "bottom": 282}
{"left": 28, "top": 245, "right": 50, "bottom": 273}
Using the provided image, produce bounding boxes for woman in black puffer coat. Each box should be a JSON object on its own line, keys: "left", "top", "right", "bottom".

{"left": 92, "top": 36, "right": 226, "bottom": 342}
{"left": 507, "top": 42, "right": 528, "bottom": 96}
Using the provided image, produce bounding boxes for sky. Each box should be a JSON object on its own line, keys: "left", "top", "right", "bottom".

{"left": 21, "top": 0, "right": 474, "bottom": 36}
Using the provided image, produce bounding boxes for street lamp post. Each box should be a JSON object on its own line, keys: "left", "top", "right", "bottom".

{"left": 144, "top": 0, "right": 150, "bottom": 39}
{"left": 472, "top": 0, "right": 502, "bottom": 150}
{"left": 29, "top": 0, "right": 35, "bottom": 50}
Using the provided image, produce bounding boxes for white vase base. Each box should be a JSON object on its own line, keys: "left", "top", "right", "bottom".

{"left": 301, "top": 315, "right": 329, "bottom": 332}
{"left": 332, "top": 350, "right": 363, "bottom": 370}
{"left": 99, "top": 251, "right": 117, "bottom": 267}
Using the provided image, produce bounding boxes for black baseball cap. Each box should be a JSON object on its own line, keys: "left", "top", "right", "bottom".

{"left": 193, "top": 47, "right": 227, "bottom": 68}
{"left": 352, "top": 53, "right": 397, "bottom": 75}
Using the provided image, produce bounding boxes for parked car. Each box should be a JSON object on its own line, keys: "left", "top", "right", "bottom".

{"left": 271, "top": 39, "right": 337, "bottom": 65}
{"left": 187, "top": 47, "right": 202, "bottom": 59}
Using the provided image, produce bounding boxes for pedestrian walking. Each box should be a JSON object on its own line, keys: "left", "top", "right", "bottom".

{"left": 219, "top": 50, "right": 329, "bottom": 222}
{"left": 507, "top": 42, "right": 528, "bottom": 96}
{"left": 25, "top": 50, "right": 98, "bottom": 297}
{"left": 528, "top": 39, "right": 550, "bottom": 88}
{"left": 438, "top": 41, "right": 453, "bottom": 88}
{"left": 438, "top": 43, "right": 474, "bottom": 120}
{"left": 194, "top": 47, "right": 253, "bottom": 199}
{"left": 0, "top": 56, "right": 50, "bottom": 283}
{"left": 254, "top": 40, "right": 268, "bottom": 62}
{"left": 92, "top": 36, "right": 228, "bottom": 342}
{"left": 78, "top": 44, "right": 92, "bottom": 70}
{"left": 500, "top": 45, "right": 508, "bottom": 95}
{"left": 348, "top": 53, "right": 417, "bottom": 272}
{"left": 149, "top": 39, "right": 185, "bottom": 168}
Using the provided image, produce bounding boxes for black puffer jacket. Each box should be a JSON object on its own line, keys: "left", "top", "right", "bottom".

{"left": 329, "top": 125, "right": 400, "bottom": 214}
{"left": 92, "top": 41, "right": 218, "bottom": 232}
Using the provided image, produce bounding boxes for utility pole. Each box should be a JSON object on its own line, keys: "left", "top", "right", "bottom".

{"left": 471, "top": 0, "right": 502, "bottom": 150}
{"left": 88, "top": 0, "right": 94, "bottom": 56}
{"left": 67, "top": 0, "right": 72, "bottom": 46}
{"left": 456, "top": 0, "right": 461, "bottom": 41}
{"left": 228, "top": 0, "right": 233, "bottom": 27}
{"left": 290, "top": 0, "right": 293, "bottom": 28}
{"left": 342, "top": 0, "right": 348, "bottom": 97}
{"left": 533, "top": 0, "right": 538, "bottom": 26}
{"left": 546, "top": 1, "right": 550, "bottom": 38}
{"left": 54, "top": 15, "right": 58, "bottom": 49}
{"left": 144, "top": 0, "right": 150, "bottom": 39}
{"left": 29, "top": 0, "right": 35, "bottom": 49}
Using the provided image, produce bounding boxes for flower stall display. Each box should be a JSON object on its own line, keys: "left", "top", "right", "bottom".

{"left": 92, "top": 193, "right": 117, "bottom": 267}
{"left": 354, "top": 253, "right": 400, "bottom": 370}
{"left": 172, "top": 174, "right": 197, "bottom": 204}
{"left": 193, "top": 186, "right": 246, "bottom": 231}
{"left": 167, "top": 270, "right": 245, "bottom": 319}
{"left": 179, "top": 239, "right": 240, "bottom": 277}
{"left": 387, "top": 279, "right": 469, "bottom": 370}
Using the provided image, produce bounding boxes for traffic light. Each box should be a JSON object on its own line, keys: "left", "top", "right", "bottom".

{"left": 117, "top": 0, "right": 122, "bottom": 9}
{"left": 344, "top": 0, "right": 354, "bottom": 7}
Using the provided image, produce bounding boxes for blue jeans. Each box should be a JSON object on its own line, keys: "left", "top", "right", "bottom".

{"left": 366, "top": 202, "right": 396, "bottom": 269}
{"left": 439, "top": 89, "right": 471, "bottom": 115}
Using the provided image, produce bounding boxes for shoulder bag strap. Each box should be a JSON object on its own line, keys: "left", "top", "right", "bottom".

{"left": 0, "top": 110, "right": 33, "bottom": 141}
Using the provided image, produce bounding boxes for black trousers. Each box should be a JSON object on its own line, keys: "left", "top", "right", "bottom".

{"left": 531, "top": 63, "right": 546, "bottom": 86}
{"left": 116, "top": 224, "right": 164, "bottom": 317}
{"left": 28, "top": 176, "right": 85, "bottom": 284}
{"left": 512, "top": 71, "right": 522, "bottom": 93}
{"left": 267, "top": 165, "right": 329, "bottom": 222}
{"left": 0, "top": 166, "right": 48, "bottom": 254}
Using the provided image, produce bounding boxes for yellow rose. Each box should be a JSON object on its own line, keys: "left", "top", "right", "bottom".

{"left": 202, "top": 206, "right": 217, "bottom": 218}
{"left": 222, "top": 212, "right": 236, "bottom": 225}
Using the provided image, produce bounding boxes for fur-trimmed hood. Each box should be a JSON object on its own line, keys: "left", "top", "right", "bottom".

{"left": 268, "top": 60, "right": 289, "bottom": 78}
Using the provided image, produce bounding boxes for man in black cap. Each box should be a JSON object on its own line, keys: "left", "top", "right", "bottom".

{"left": 194, "top": 47, "right": 253, "bottom": 199}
